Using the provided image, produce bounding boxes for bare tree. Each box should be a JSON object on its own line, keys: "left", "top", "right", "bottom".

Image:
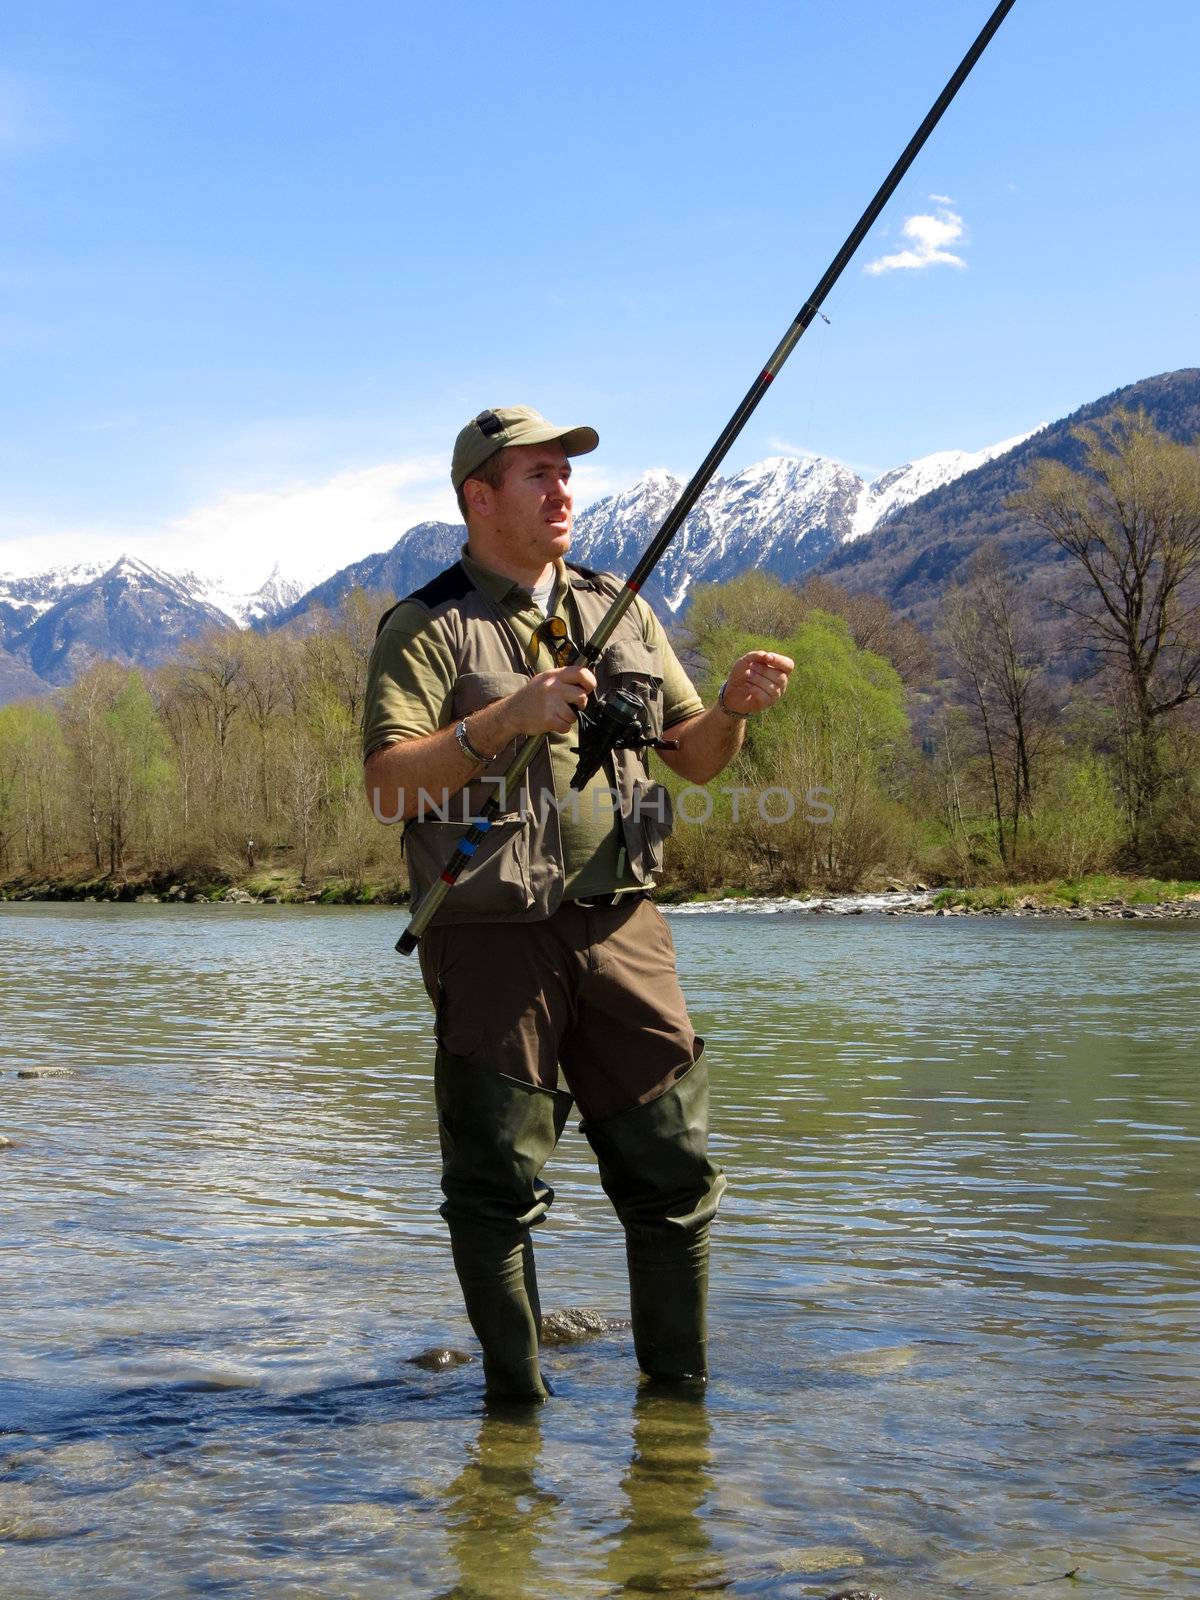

{"left": 798, "top": 574, "right": 936, "bottom": 687}
{"left": 941, "top": 545, "right": 1050, "bottom": 865}
{"left": 1011, "top": 411, "right": 1200, "bottom": 850}
{"left": 177, "top": 630, "right": 246, "bottom": 813}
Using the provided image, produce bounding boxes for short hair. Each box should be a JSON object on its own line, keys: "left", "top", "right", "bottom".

{"left": 456, "top": 449, "right": 513, "bottom": 522}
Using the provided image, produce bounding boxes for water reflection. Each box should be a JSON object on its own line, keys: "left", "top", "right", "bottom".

{"left": 605, "top": 1389, "right": 716, "bottom": 1597}
{"left": 435, "top": 1390, "right": 717, "bottom": 1600}
{"left": 435, "top": 1408, "right": 557, "bottom": 1600}
{"left": 2, "top": 904, "right": 1198, "bottom": 1599}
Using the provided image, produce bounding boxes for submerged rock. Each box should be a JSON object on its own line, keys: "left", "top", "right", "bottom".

{"left": 829, "top": 1344, "right": 917, "bottom": 1378}
{"left": 406, "top": 1347, "right": 473, "bottom": 1371}
{"left": 0, "top": 1482, "right": 92, "bottom": 1542}
{"left": 405, "top": 1309, "right": 624, "bottom": 1370}
{"left": 540, "top": 1307, "right": 628, "bottom": 1345}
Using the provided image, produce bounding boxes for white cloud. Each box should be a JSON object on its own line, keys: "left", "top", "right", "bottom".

{"left": 765, "top": 435, "right": 820, "bottom": 460}
{"left": 0, "top": 456, "right": 457, "bottom": 593}
{"left": 0, "top": 451, "right": 626, "bottom": 595}
{"left": 865, "top": 205, "right": 968, "bottom": 276}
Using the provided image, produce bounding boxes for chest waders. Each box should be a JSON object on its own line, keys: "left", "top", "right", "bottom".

{"left": 420, "top": 0, "right": 1018, "bottom": 1399}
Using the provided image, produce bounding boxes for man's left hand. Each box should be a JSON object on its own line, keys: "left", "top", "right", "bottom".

{"left": 721, "top": 650, "right": 794, "bottom": 716}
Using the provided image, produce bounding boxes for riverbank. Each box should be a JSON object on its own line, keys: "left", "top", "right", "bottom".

{"left": 3, "top": 868, "right": 1200, "bottom": 919}
{"left": 0, "top": 867, "right": 401, "bottom": 906}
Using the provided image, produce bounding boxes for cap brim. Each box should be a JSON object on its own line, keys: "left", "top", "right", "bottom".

{"left": 515, "top": 422, "right": 599, "bottom": 458}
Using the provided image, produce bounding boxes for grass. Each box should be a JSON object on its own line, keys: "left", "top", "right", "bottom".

{"left": 934, "top": 874, "right": 1200, "bottom": 911}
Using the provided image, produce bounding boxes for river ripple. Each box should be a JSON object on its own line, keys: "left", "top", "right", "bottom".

{"left": 1, "top": 903, "right": 1197, "bottom": 1599}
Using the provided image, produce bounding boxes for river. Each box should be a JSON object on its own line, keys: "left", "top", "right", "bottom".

{"left": 1, "top": 902, "right": 1197, "bottom": 1598}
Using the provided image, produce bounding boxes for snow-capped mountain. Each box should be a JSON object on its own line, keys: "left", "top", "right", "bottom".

{"left": 0, "top": 554, "right": 308, "bottom": 686}
{"left": 6, "top": 557, "right": 236, "bottom": 685}
{"left": 0, "top": 424, "right": 1034, "bottom": 697}
{"left": 847, "top": 429, "right": 1036, "bottom": 541}
{"left": 569, "top": 433, "right": 1036, "bottom": 614}
{"left": 186, "top": 562, "right": 306, "bottom": 627}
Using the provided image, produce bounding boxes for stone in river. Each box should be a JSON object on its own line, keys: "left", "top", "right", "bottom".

{"left": 829, "top": 1344, "right": 917, "bottom": 1377}
{"left": 540, "top": 1307, "right": 628, "bottom": 1345}
{"left": 406, "top": 1347, "right": 473, "bottom": 1371}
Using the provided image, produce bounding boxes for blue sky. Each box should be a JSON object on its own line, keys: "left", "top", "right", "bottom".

{"left": 2, "top": 0, "right": 1197, "bottom": 589}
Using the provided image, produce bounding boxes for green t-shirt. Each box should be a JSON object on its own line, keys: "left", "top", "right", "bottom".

{"left": 362, "top": 550, "right": 704, "bottom": 898}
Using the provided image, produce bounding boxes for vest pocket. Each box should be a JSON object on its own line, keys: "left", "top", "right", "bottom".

{"left": 404, "top": 813, "right": 533, "bottom": 922}
{"left": 602, "top": 641, "right": 665, "bottom": 737}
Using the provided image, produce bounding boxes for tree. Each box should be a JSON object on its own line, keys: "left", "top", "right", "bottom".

{"left": 796, "top": 574, "right": 936, "bottom": 687}
{"left": 683, "top": 613, "right": 910, "bottom": 890}
{"left": 176, "top": 629, "right": 246, "bottom": 815}
{"left": 1012, "top": 411, "right": 1200, "bottom": 851}
{"left": 0, "top": 703, "right": 69, "bottom": 872}
{"left": 941, "top": 544, "right": 1050, "bottom": 866}
{"left": 98, "top": 671, "right": 173, "bottom": 873}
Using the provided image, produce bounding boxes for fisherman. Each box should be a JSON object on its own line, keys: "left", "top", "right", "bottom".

{"left": 362, "top": 405, "right": 792, "bottom": 1400}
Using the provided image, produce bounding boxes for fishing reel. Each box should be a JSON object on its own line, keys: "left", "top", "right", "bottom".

{"left": 570, "top": 688, "right": 679, "bottom": 790}
{"left": 528, "top": 615, "right": 678, "bottom": 790}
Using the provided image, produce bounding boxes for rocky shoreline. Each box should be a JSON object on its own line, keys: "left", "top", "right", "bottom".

{"left": 662, "top": 885, "right": 1200, "bottom": 921}
{"left": 3, "top": 879, "right": 1199, "bottom": 921}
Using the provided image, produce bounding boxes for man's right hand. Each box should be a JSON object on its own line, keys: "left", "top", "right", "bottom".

{"left": 501, "top": 665, "right": 597, "bottom": 737}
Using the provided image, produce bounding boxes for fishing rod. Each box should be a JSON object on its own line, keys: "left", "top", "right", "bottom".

{"left": 396, "top": 0, "right": 1018, "bottom": 955}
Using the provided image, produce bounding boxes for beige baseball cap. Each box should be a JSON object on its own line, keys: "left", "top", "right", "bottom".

{"left": 451, "top": 405, "right": 599, "bottom": 490}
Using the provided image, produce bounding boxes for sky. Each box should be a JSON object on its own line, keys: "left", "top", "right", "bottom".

{"left": 2, "top": 0, "right": 1198, "bottom": 592}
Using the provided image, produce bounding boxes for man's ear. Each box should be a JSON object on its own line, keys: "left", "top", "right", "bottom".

{"left": 461, "top": 477, "right": 492, "bottom": 521}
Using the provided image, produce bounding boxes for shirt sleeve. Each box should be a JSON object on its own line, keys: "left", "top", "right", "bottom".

{"left": 637, "top": 600, "right": 705, "bottom": 728}
{"left": 361, "top": 603, "right": 458, "bottom": 761}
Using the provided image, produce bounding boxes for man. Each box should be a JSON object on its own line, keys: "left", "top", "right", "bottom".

{"left": 363, "top": 405, "right": 792, "bottom": 1401}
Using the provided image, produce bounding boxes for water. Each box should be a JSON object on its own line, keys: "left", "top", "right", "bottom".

{"left": 1, "top": 902, "right": 1197, "bottom": 1599}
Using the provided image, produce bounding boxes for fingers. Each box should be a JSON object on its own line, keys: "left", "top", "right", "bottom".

{"left": 722, "top": 650, "right": 794, "bottom": 715}
{"left": 557, "top": 665, "right": 597, "bottom": 694}
{"left": 739, "top": 652, "right": 793, "bottom": 692}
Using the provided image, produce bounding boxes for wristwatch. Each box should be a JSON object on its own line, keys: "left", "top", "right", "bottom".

{"left": 455, "top": 717, "right": 495, "bottom": 764}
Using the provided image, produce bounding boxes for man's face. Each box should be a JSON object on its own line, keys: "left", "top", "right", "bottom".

{"left": 484, "top": 442, "right": 574, "bottom": 571}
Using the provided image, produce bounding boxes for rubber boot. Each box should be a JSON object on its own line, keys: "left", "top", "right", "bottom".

{"left": 583, "top": 1058, "right": 726, "bottom": 1383}
{"left": 435, "top": 1048, "right": 573, "bottom": 1401}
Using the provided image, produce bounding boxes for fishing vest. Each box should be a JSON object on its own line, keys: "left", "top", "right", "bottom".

{"left": 378, "top": 560, "right": 675, "bottom": 926}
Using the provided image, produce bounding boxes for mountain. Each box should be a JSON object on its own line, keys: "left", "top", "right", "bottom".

{"left": 1, "top": 368, "right": 1195, "bottom": 705}
{"left": 275, "top": 433, "right": 1030, "bottom": 627}
{"left": 2, "top": 557, "right": 235, "bottom": 686}
{"left": 0, "top": 424, "right": 1040, "bottom": 695}
{"left": 0, "top": 644, "right": 49, "bottom": 704}
{"left": 191, "top": 562, "right": 307, "bottom": 627}
{"left": 270, "top": 521, "right": 463, "bottom": 629}
{"left": 846, "top": 431, "right": 1035, "bottom": 541}
{"left": 817, "top": 369, "right": 1200, "bottom": 630}
{"left": 0, "top": 555, "right": 311, "bottom": 695}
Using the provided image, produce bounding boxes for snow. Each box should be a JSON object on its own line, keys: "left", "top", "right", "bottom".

{"left": 847, "top": 427, "right": 1039, "bottom": 541}
{"left": 2, "top": 425, "right": 1038, "bottom": 632}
